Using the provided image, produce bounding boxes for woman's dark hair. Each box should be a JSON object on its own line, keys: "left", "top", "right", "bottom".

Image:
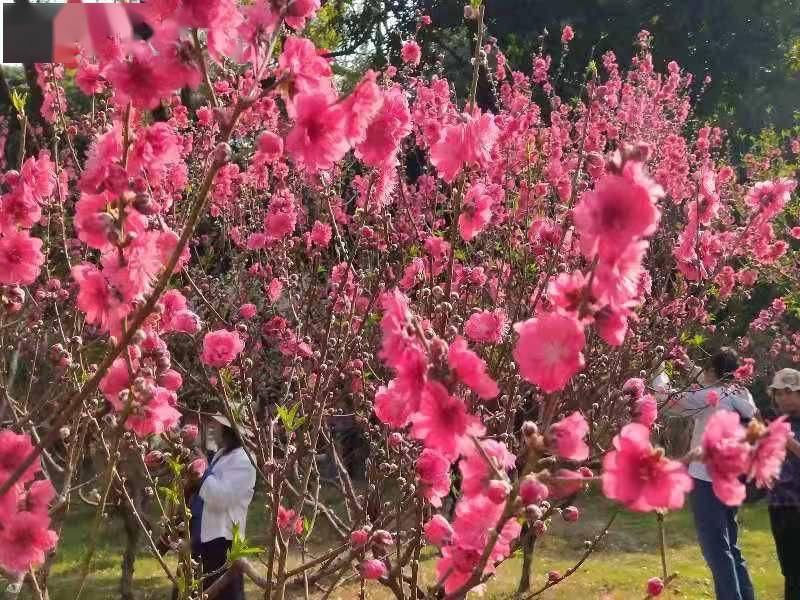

{"left": 710, "top": 347, "right": 740, "bottom": 379}
{"left": 220, "top": 425, "right": 242, "bottom": 453}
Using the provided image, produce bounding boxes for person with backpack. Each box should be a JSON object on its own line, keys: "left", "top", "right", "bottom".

{"left": 666, "top": 347, "right": 757, "bottom": 600}
{"left": 186, "top": 414, "right": 256, "bottom": 600}
{"left": 766, "top": 368, "right": 800, "bottom": 600}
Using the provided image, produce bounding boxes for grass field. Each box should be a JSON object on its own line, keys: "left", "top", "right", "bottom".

{"left": 17, "top": 494, "right": 784, "bottom": 599}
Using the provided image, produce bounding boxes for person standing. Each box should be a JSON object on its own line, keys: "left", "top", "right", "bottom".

{"left": 666, "top": 347, "right": 757, "bottom": 600}
{"left": 766, "top": 368, "right": 800, "bottom": 600}
{"left": 188, "top": 414, "right": 256, "bottom": 600}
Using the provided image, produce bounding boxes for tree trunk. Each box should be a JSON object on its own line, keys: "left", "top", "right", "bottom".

{"left": 516, "top": 527, "right": 537, "bottom": 595}
{"left": 120, "top": 494, "right": 142, "bottom": 600}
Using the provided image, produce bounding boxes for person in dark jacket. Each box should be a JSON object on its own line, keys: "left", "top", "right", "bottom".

{"left": 766, "top": 368, "right": 800, "bottom": 600}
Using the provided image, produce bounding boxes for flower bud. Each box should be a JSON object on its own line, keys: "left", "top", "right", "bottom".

{"left": 358, "top": 559, "right": 387, "bottom": 580}
{"left": 372, "top": 529, "right": 393, "bottom": 547}
{"left": 519, "top": 476, "right": 549, "bottom": 504}
{"left": 350, "top": 527, "right": 370, "bottom": 547}
{"left": 562, "top": 506, "right": 580, "bottom": 522}
{"left": 487, "top": 480, "right": 511, "bottom": 504}
{"left": 647, "top": 577, "right": 664, "bottom": 596}
{"left": 212, "top": 142, "right": 232, "bottom": 166}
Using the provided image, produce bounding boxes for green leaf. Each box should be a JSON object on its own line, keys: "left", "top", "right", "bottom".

{"left": 10, "top": 89, "right": 27, "bottom": 115}
{"left": 277, "top": 401, "right": 306, "bottom": 432}
{"left": 227, "top": 522, "right": 264, "bottom": 562}
{"left": 159, "top": 486, "right": 179, "bottom": 504}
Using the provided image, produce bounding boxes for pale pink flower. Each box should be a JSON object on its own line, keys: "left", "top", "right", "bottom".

{"left": 573, "top": 160, "right": 662, "bottom": 261}
{"left": 200, "top": 330, "right": 245, "bottom": 368}
{"left": 748, "top": 416, "right": 791, "bottom": 489}
{"left": 745, "top": 178, "right": 796, "bottom": 219}
{"left": 0, "top": 511, "right": 57, "bottom": 574}
{"left": 458, "top": 182, "right": 493, "bottom": 241}
{"left": 285, "top": 92, "right": 349, "bottom": 172}
{"left": 548, "top": 411, "right": 589, "bottom": 461}
{"left": 602, "top": 423, "right": 693, "bottom": 512}
{"left": 401, "top": 40, "right": 422, "bottom": 65}
{"left": 416, "top": 448, "right": 451, "bottom": 507}
{"left": 424, "top": 515, "right": 453, "bottom": 546}
{"left": 702, "top": 411, "right": 751, "bottom": 506}
{"left": 459, "top": 439, "right": 515, "bottom": 497}
{"left": 513, "top": 312, "right": 585, "bottom": 393}
{"left": 464, "top": 309, "right": 508, "bottom": 344}
{"left": 447, "top": 337, "right": 499, "bottom": 399}
{"left": 410, "top": 381, "right": 485, "bottom": 461}
{"left": 0, "top": 231, "right": 44, "bottom": 285}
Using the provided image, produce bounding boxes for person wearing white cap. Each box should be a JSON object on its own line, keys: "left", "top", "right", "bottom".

{"left": 766, "top": 368, "right": 800, "bottom": 600}
{"left": 187, "top": 414, "right": 256, "bottom": 600}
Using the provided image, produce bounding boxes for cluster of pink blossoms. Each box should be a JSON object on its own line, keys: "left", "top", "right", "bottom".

{"left": 0, "top": 431, "right": 58, "bottom": 574}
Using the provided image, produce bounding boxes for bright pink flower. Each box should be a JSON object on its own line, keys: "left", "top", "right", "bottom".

{"left": 458, "top": 182, "right": 493, "bottom": 241}
{"left": 0, "top": 430, "right": 39, "bottom": 483}
{"left": 401, "top": 40, "right": 422, "bottom": 65}
{"left": 239, "top": 303, "right": 257, "bottom": 319}
{"left": 282, "top": 0, "right": 321, "bottom": 27}
{"left": 105, "top": 42, "right": 173, "bottom": 109}
{"left": 277, "top": 37, "right": 333, "bottom": 99}
{"left": 99, "top": 358, "right": 133, "bottom": 409}
{"left": 702, "top": 411, "right": 751, "bottom": 505}
{"left": 430, "top": 112, "right": 499, "bottom": 183}
{"left": 548, "top": 411, "right": 590, "bottom": 461}
{"left": 459, "top": 439, "right": 515, "bottom": 497}
{"left": 266, "top": 278, "right": 284, "bottom": 302}
{"left": 447, "top": 337, "right": 499, "bottom": 399}
{"left": 464, "top": 309, "right": 508, "bottom": 344}
{"left": 256, "top": 131, "right": 283, "bottom": 162}
{"left": 634, "top": 394, "right": 657, "bottom": 428}
{"left": 309, "top": 221, "right": 332, "bottom": 248}
{"left": 127, "top": 122, "right": 182, "bottom": 176}
{"left": 171, "top": 310, "right": 202, "bottom": 334}
{"left": 0, "top": 231, "right": 44, "bottom": 285}
{"left": 355, "top": 86, "right": 411, "bottom": 168}
{"left": 72, "top": 264, "right": 131, "bottom": 333}
{"left": 75, "top": 60, "right": 104, "bottom": 95}
{"left": 23, "top": 480, "right": 55, "bottom": 515}
{"left": 424, "top": 515, "right": 453, "bottom": 546}
{"left": 416, "top": 448, "right": 452, "bottom": 507}
{"left": 593, "top": 240, "right": 649, "bottom": 308}
{"left": 513, "top": 312, "right": 585, "bottom": 393}
{"left": 790, "top": 226, "right": 800, "bottom": 240}
{"left": 285, "top": 92, "right": 349, "bottom": 172}
{"left": 0, "top": 189, "right": 41, "bottom": 234}
{"left": 200, "top": 330, "right": 245, "bottom": 368}
{"left": 707, "top": 390, "right": 720, "bottom": 407}
{"left": 561, "top": 25, "right": 575, "bottom": 43}
{"left": 0, "top": 511, "right": 57, "bottom": 574}
{"left": 276, "top": 505, "right": 303, "bottom": 534}
{"left": 602, "top": 423, "right": 693, "bottom": 512}
{"left": 189, "top": 458, "right": 207, "bottom": 478}
{"left": 748, "top": 416, "right": 791, "bottom": 489}
{"left": 180, "top": 423, "right": 198, "bottom": 442}
{"left": 410, "top": 381, "right": 485, "bottom": 461}
{"left": 359, "top": 558, "right": 387, "bottom": 580}
{"left": 125, "top": 387, "right": 181, "bottom": 437}
{"left": 573, "top": 160, "right": 662, "bottom": 261}
{"left": 342, "top": 70, "right": 383, "bottom": 145}
{"left": 350, "top": 528, "right": 369, "bottom": 547}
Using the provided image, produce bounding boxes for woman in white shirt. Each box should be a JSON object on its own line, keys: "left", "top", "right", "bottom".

{"left": 666, "top": 348, "right": 756, "bottom": 600}
{"left": 188, "top": 414, "right": 257, "bottom": 600}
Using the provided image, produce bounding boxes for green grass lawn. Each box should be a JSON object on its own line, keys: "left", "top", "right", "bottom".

{"left": 18, "top": 494, "right": 784, "bottom": 599}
